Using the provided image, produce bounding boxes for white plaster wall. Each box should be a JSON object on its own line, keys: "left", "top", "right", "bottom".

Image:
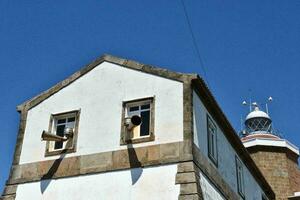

{"left": 193, "top": 91, "right": 265, "bottom": 200}
{"left": 199, "top": 171, "right": 225, "bottom": 200}
{"left": 20, "top": 62, "right": 183, "bottom": 164}
{"left": 15, "top": 164, "right": 179, "bottom": 200}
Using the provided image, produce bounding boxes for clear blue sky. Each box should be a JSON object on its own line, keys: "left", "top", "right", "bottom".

{"left": 0, "top": 0, "right": 299, "bottom": 193}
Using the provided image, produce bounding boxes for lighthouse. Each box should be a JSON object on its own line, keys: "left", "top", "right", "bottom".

{"left": 241, "top": 102, "right": 300, "bottom": 200}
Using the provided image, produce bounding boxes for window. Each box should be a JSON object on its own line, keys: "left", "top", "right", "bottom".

{"left": 235, "top": 156, "right": 245, "bottom": 198}
{"left": 45, "top": 110, "right": 80, "bottom": 156}
{"left": 120, "top": 97, "right": 155, "bottom": 144}
{"left": 207, "top": 115, "right": 218, "bottom": 165}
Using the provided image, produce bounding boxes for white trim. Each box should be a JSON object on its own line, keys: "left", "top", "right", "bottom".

{"left": 243, "top": 138, "right": 299, "bottom": 155}
{"left": 294, "top": 192, "right": 300, "bottom": 196}
{"left": 288, "top": 192, "right": 300, "bottom": 199}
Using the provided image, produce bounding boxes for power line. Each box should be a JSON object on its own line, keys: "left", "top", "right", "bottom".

{"left": 180, "top": 0, "right": 210, "bottom": 88}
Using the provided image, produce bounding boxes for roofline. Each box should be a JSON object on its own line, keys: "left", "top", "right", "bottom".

{"left": 192, "top": 76, "right": 275, "bottom": 199}
{"left": 16, "top": 54, "right": 275, "bottom": 198}
{"left": 17, "top": 54, "right": 194, "bottom": 111}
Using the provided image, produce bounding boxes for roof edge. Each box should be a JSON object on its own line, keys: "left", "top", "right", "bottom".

{"left": 191, "top": 75, "right": 275, "bottom": 199}
{"left": 17, "top": 54, "right": 195, "bottom": 111}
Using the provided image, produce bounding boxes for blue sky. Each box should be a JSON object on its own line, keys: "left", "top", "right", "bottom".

{"left": 0, "top": 0, "right": 299, "bottom": 193}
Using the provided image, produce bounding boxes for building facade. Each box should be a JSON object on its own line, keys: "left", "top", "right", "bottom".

{"left": 1, "top": 55, "right": 274, "bottom": 200}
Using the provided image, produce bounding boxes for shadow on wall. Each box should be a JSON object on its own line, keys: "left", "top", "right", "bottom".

{"left": 127, "top": 143, "right": 143, "bottom": 185}
{"left": 39, "top": 143, "right": 143, "bottom": 193}
{"left": 40, "top": 151, "right": 66, "bottom": 194}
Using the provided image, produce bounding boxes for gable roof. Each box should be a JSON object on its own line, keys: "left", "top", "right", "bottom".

{"left": 17, "top": 54, "right": 275, "bottom": 199}
{"left": 17, "top": 54, "right": 193, "bottom": 111}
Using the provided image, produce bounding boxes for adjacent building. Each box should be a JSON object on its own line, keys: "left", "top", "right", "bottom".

{"left": 1, "top": 55, "right": 274, "bottom": 200}
{"left": 241, "top": 104, "right": 300, "bottom": 200}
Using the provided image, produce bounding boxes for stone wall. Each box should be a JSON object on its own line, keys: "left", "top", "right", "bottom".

{"left": 248, "top": 147, "right": 300, "bottom": 200}
{"left": 286, "top": 152, "right": 300, "bottom": 194}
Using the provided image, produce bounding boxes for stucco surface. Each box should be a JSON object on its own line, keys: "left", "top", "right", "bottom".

{"left": 19, "top": 62, "right": 183, "bottom": 164}
{"left": 199, "top": 171, "right": 225, "bottom": 200}
{"left": 15, "top": 164, "right": 179, "bottom": 200}
{"left": 192, "top": 91, "right": 266, "bottom": 199}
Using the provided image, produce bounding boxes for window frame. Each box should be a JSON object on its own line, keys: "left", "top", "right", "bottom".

{"left": 45, "top": 109, "right": 80, "bottom": 157}
{"left": 207, "top": 115, "right": 218, "bottom": 166}
{"left": 235, "top": 156, "right": 245, "bottom": 199}
{"left": 120, "top": 97, "right": 155, "bottom": 145}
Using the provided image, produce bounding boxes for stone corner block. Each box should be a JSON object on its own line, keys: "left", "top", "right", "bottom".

{"left": 177, "top": 162, "right": 195, "bottom": 173}
{"left": 180, "top": 183, "right": 198, "bottom": 195}
{"left": 176, "top": 172, "right": 196, "bottom": 184}
{"left": 178, "top": 194, "right": 200, "bottom": 200}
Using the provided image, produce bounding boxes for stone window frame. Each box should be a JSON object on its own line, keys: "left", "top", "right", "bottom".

{"left": 235, "top": 155, "right": 245, "bottom": 199}
{"left": 44, "top": 109, "right": 80, "bottom": 157}
{"left": 120, "top": 97, "right": 155, "bottom": 145}
{"left": 207, "top": 114, "right": 218, "bottom": 167}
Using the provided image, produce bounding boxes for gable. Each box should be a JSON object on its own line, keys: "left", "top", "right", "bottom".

{"left": 17, "top": 54, "right": 189, "bottom": 111}
{"left": 19, "top": 61, "right": 184, "bottom": 163}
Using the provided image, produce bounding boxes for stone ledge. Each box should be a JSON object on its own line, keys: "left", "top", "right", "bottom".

{"left": 7, "top": 141, "right": 192, "bottom": 185}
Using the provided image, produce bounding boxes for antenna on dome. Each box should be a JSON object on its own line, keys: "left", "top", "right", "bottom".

{"left": 248, "top": 89, "right": 252, "bottom": 112}
{"left": 265, "top": 96, "right": 273, "bottom": 115}
{"left": 241, "top": 100, "right": 248, "bottom": 133}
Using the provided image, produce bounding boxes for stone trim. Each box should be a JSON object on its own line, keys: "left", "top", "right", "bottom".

{"left": 6, "top": 141, "right": 192, "bottom": 186}
{"left": 1, "top": 186, "right": 16, "bottom": 197}
{"left": 182, "top": 76, "right": 195, "bottom": 141}
{"left": 17, "top": 54, "right": 194, "bottom": 111}
{"left": 44, "top": 109, "right": 81, "bottom": 156}
{"left": 1, "top": 108, "right": 28, "bottom": 200}
{"left": 11, "top": 110, "right": 28, "bottom": 166}
{"left": 0, "top": 194, "right": 15, "bottom": 200}
{"left": 176, "top": 162, "right": 203, "bottom": 200}
{"left": 120, "top": 97, "right": 155, "bottom": 145}
{"left": 192, "top": 77, "right": 275, "bottom": 200}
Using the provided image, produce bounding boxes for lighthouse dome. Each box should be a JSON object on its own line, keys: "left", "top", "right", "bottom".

{"left": 244, "top": 105, "right": 272, "bottom": 134}
{"left": 246, "top": 109, "right": 270, "bottom": 121}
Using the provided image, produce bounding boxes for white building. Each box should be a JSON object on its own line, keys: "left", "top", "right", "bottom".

{"left": 1, "top": 55, "right": 274, "bottom": 200}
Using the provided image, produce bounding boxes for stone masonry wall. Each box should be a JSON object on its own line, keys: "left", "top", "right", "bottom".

{"left": 286, "top": 152, "right": 300, "bottom": 194}
{"left": 248, "top": 148, "right": 299, "bottom": 200}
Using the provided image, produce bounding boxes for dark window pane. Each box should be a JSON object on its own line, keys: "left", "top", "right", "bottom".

{"left": 129, "top": 106, "right": 139, "bottom": 112}
{"left": 141, "top": 104, "right": 150, "bottom": 110}
{"left": 56, "top": 125, "right": 65, "bottom": 136}
{"left": 68, "top": 117, "right": 75, "bottom": 122}
{"left": 54, "top": 124, "right": 65, "bottom": 149}
{"left": 57, "top": 119, "right": 66, "bottom": 124}
{"left": 140, "top": 111, "right": 150, "bottom": 136}
{"left": 211, "top": 134, "right": 215, "bottom": 156}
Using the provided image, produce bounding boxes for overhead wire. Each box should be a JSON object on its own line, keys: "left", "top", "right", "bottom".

{"left": 180, "top": 0, "right": 211, "bottom": 88}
